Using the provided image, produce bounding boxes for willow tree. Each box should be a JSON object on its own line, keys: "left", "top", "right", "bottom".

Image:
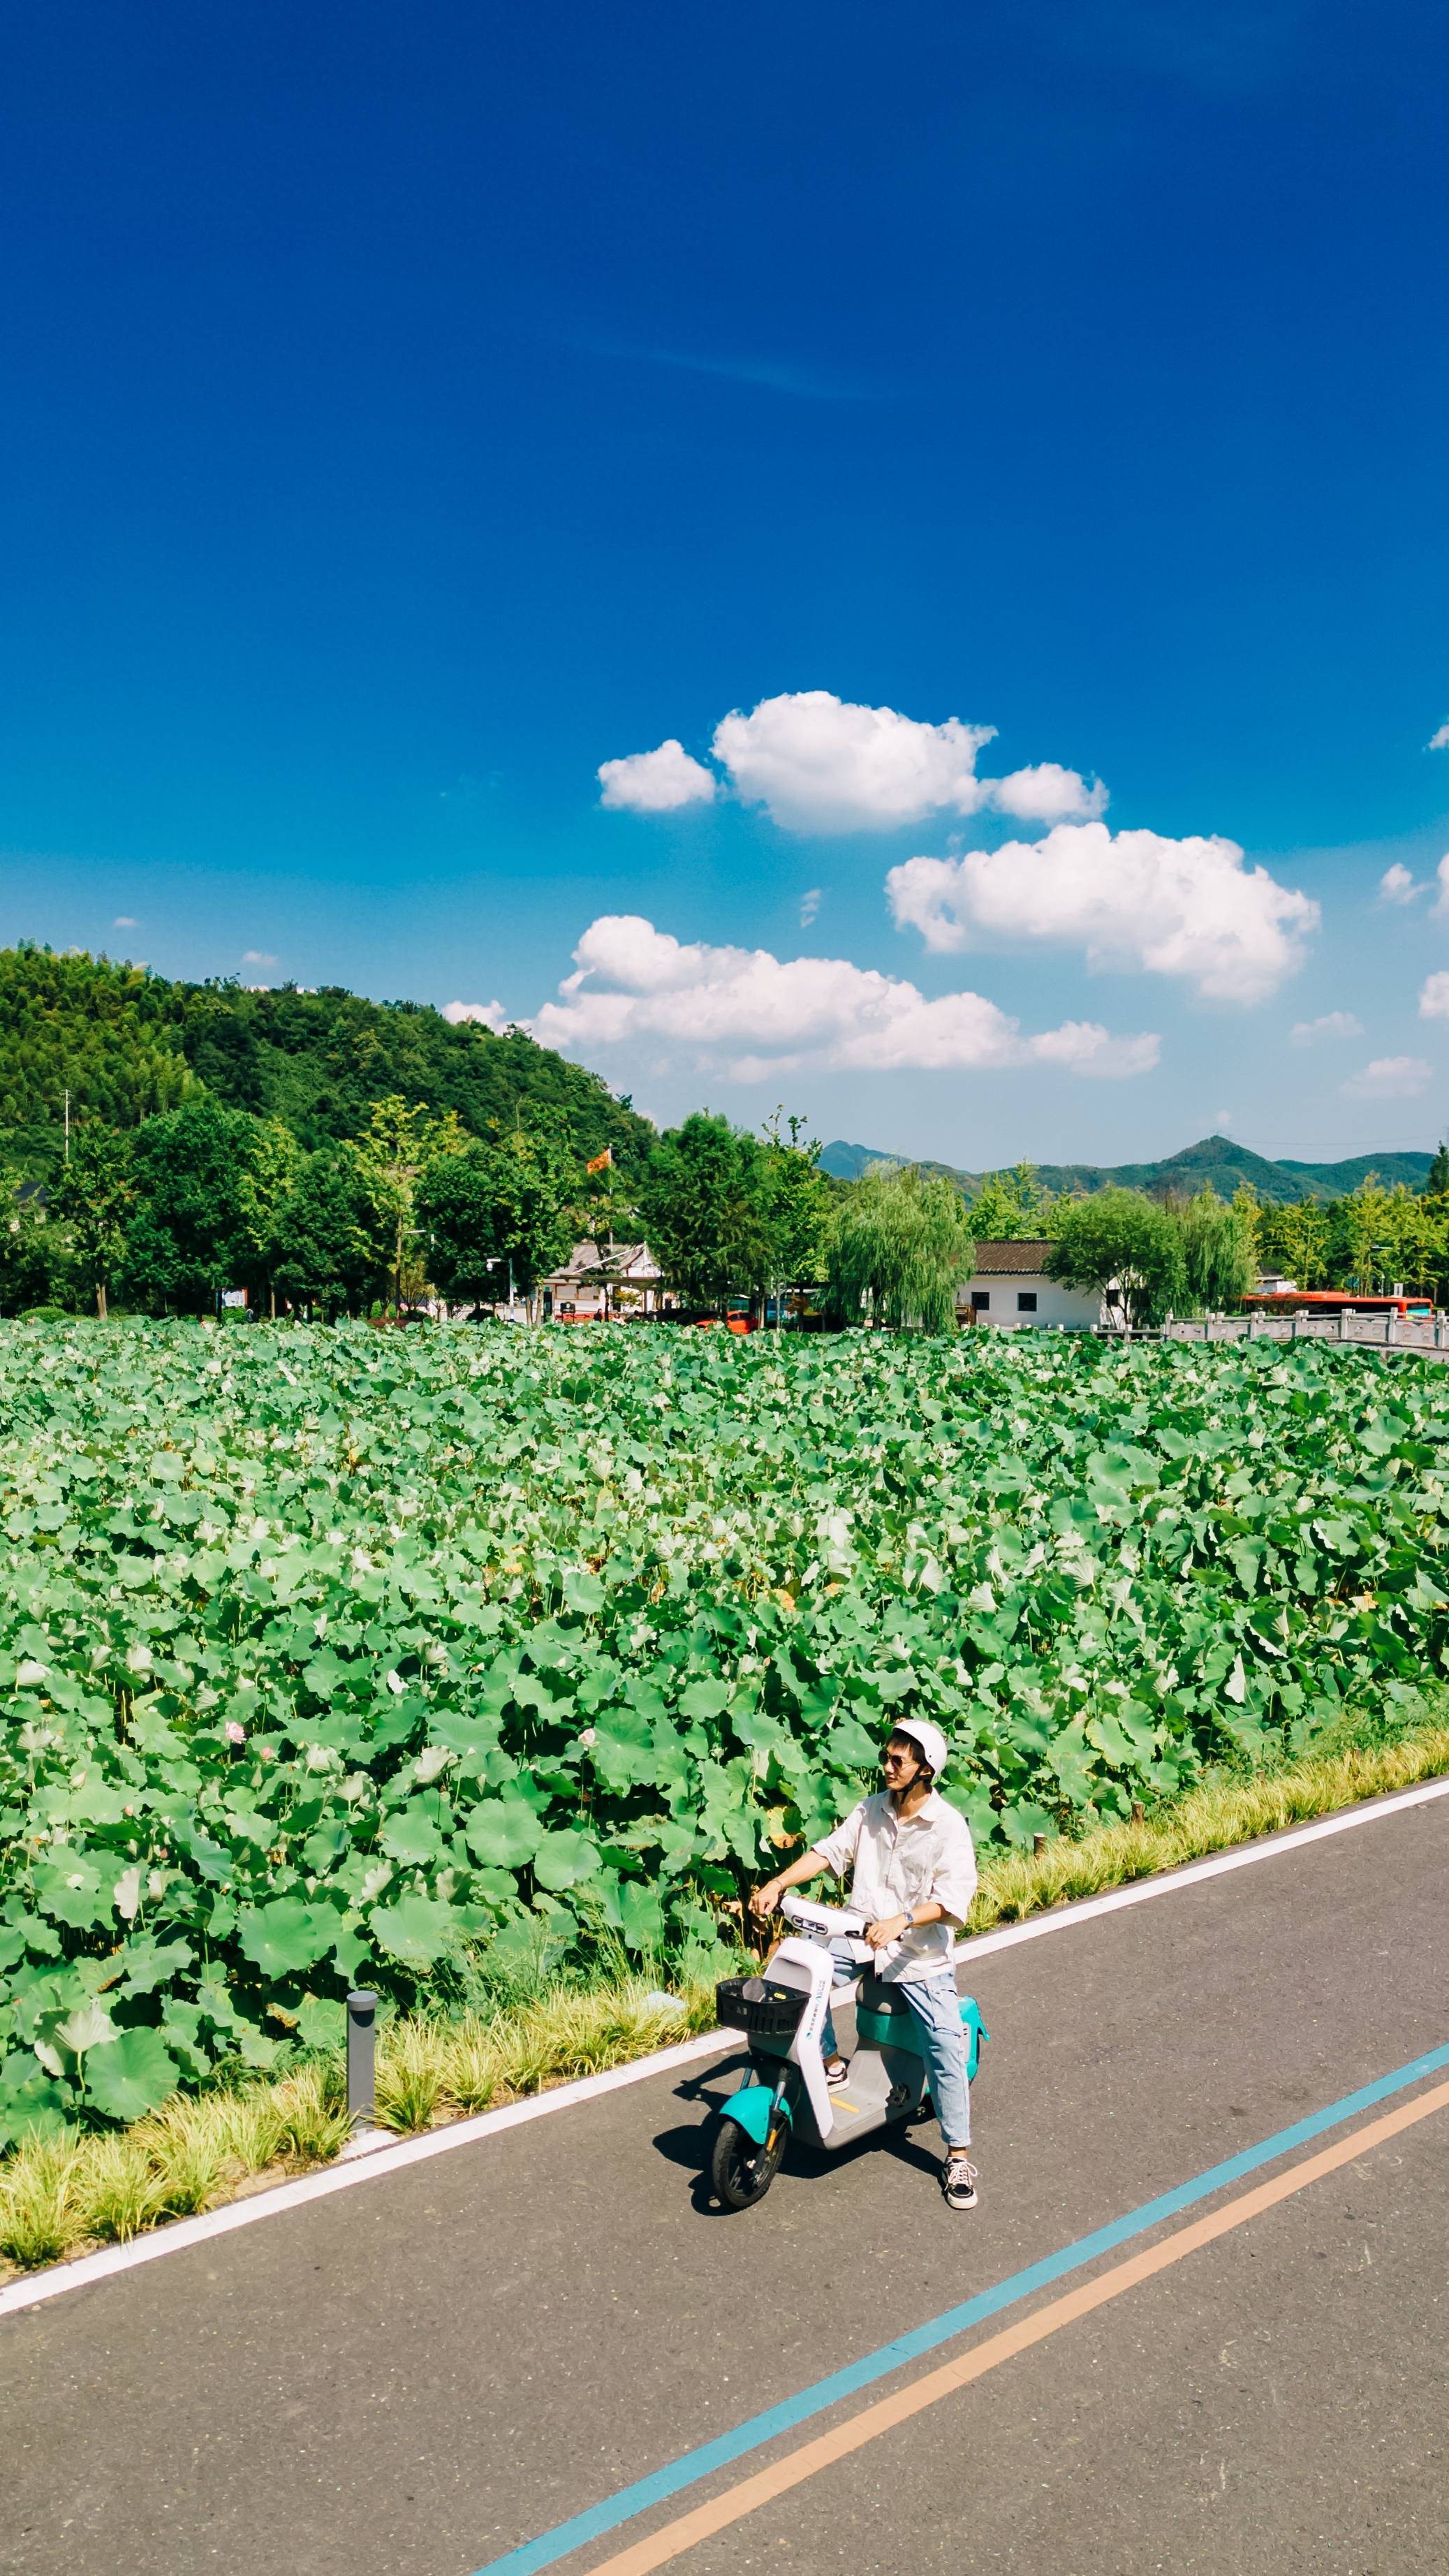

{"left": 1177, "top": 1184, "right": 1256, "bottom": 1312}
{"left": 826, "top": 1162, "right": 975, "bottom": 1333}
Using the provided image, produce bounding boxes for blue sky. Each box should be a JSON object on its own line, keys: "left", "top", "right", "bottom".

{"left": 3, "top": 0, "right": 1448, "bottom": 1166}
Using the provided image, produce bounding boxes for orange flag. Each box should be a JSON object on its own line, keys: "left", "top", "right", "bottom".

{"left": 586, "top": 1148, "right": 612, "bottom": 1175}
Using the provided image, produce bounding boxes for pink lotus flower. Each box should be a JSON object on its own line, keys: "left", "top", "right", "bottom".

{"left": 224, "top": 1720, "right": 247, "bottom": 1744}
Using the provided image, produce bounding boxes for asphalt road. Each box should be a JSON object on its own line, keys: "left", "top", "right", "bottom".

{"left": 4, "top": 1791, "right": 1449, "bottom": 2576}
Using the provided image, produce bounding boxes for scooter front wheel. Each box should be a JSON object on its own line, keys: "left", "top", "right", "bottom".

{"left": 709, "top": 2115, "right": 784, "bottom": 2211}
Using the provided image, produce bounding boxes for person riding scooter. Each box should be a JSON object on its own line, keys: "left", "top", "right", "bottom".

{"left": 751, "top": 1716, "right": 980, "bottom": 2211}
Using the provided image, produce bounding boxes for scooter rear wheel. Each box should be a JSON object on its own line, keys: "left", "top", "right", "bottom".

{"left": 709, "top": 2115, "right": 784, "bottom": 2210}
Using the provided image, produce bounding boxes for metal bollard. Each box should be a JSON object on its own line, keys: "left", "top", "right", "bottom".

{"left": 346, "top": 1989, "right": 378, "bottom": 2128}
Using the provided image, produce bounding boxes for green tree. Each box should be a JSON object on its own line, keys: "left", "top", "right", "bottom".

{"left": 637, "top": 1113, "right": 764, "bottom": 1309}
{"left": 269, "top": 1147, "right": 392, "bottom": 1317}
{"left": 751, "top": 1113, "right": 834, "bottom": 1322}
{"left": 1177, "top": 1185, "right": 1256, "bottom": 1314}
{"left": 51, "top": 1125, "right": 135, "bottom": 1319}
{"left": 1424, "top": 1141, "right": 1449, "bottom": 1199}
{"left": 967, "top": 1161, "right": 1061, "bottom": 1241}
{"left": 123, "top": 1099, "right": 264, "bottom": 1312}
{"left": 826, "top": 1162, "right": 975, "bottom": 1333}
{"left": 1046, "top": 1187, "right": 1185, "bottom": 1331}
{"left": 237, "top": 1117, "right": 301, "bottom": 1317}
{"left": 418, "top": 1118, "right": 580, "bottom": 1315}
{"left": 0, "top": 1170, "right": 56, "bottom": 1314}
{"left": 415, "top": 1146, "right": 508, "bottom": 1305}
{"left": 1253, "top": 1192, "right": 1330, "bottom": 1289}
{"left": 354, "top": 1096, "right": 466, "bottom": 1310}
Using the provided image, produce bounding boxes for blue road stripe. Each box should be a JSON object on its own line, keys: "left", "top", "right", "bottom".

{"left": 473, "top": 2039, "right": 1449, "bottom": 2576}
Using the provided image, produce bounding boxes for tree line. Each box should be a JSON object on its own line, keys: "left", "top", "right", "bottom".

{"left": 0, "top": 1096, "right": 985, "bottom": 1328}
{"left": 3, "top": 1058, "right": 1446, "bottom": 1331}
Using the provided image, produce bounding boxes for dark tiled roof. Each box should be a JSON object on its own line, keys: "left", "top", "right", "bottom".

{"left": 969, "top": 1238, "right": 1055, "bottom": 1275}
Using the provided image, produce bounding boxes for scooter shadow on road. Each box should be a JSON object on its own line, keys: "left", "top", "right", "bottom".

{"left": 653, "top": 2058, "right": 948, "bottom": 2216}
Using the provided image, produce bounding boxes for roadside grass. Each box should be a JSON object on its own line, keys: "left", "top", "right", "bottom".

{"left": 969, "top": 1708, "right": 1449, "bottom": 1930}
{"left": 4, "top": 1706, "right": 1448, "bottom": 2278}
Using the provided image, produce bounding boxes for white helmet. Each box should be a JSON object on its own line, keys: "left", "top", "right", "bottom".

{"left": 888, "top": 1716, "right": 949, "bottom": 1780}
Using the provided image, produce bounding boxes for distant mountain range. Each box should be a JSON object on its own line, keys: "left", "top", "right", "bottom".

{"left": 818, "top": 1132, "right": 1437, "bottom": 1208}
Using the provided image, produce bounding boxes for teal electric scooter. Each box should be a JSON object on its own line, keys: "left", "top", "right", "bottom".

{"left": 707, "top": 1894, "right": 987, "bottom": 2210}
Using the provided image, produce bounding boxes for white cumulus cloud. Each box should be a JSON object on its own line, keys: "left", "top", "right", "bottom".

{"left": 887, "top": 822, "right": 1318, "bottom": 1004}
{"left": 1427, "top": 722, "right": 1449, "bottom": 752}
{"left": 441, "top": 1000, "right": 511, "bottom": 1032}
{"left": 1418, "top": 973, "right": 1449, "bottom": 1020}
{"left": 799, "top": 886, "right": 822, "bottom": 927}
{"left": 597, "top": 739, "right": 717, "bottom": 812}
{"left": 710, "top": 691, "right": 996, "bottom": 832}
{"left": 242, "top": 949, "right": 277, "bottom": 968}
{"left": 113, "top": 914, "right": 138, "bottom": 928}
{"left": 983, "top": 761, "right": 1108, "bottom": 824}
{"left": 1289, "top": 1011, "right": 1364, "bottom": 1046}
{"left": 1342, "top": 1055, "right": 1432, "bottom": 1099}
{"left": 531, "top": 914, "right": 1158, "bottom": 1083}
{"left": 599, "top": 690, "right": 1106, "bottom": 834}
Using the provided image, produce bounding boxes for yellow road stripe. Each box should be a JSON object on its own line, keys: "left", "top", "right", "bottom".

{"left": 584, "top": 2075, "right": 1449, "bottom": 2575}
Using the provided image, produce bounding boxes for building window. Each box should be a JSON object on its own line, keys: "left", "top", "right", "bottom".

{"left": 1017, "top": 1291, "right": 1038, "bottom": 1313}
{"left": 971, "top": 1290, "right": 990, "bottom": 1312}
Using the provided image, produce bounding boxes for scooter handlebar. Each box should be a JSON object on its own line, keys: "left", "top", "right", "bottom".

{"left": 780, "top": 1892, "right": 869, "bottom": 1937}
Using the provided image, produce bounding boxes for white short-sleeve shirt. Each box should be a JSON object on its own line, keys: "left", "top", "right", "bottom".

{"left": 810, "top": 1788, "right": 978, "bottom": 1984}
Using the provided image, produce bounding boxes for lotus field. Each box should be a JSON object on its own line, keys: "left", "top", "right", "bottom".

{"left": 2, "top": 1318, "right": 1447, "bottom": 2144}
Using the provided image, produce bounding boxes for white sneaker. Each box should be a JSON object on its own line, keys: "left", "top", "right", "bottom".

{"left": 941, "top": 2154, "right": 978, "bottom": 2211}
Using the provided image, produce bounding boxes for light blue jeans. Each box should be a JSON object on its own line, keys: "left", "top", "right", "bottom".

{"left": 817, "top": 1939, "right": 971, "bottom": 2149}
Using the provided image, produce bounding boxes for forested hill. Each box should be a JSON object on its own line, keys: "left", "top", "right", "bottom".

{"left": 0, "top": 945, "right": 656, "bottom": 1179}
{"left": 821, "top": 1131, "right": 1436, "bottom": 1206}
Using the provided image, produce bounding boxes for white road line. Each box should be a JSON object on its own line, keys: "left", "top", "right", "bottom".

{"left": 3, "top": 1770, "right": 1447, "bottom": 2322}
{"left": 960, "top": 1773, "right": 1449, "bottom": 1961}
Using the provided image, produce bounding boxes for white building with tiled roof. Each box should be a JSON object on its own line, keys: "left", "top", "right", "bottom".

{"left": 957, "top": 1238, "right": 1103, "bottom": 1330}
{"left": 542, "top": 1240, "right": 665, "bottom": 1320}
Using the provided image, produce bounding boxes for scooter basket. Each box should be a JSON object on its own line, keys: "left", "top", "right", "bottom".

{"left": 715, "top": 1975, "right": 809, "bottom": 2040}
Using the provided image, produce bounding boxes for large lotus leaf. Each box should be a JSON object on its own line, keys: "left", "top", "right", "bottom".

{"left": 378, "top": 1803, "right": 446, "bottom": 1866}
{"left": 463, "top": 1794, "right": 542, "bottom": 1868}
{"left": 612, "top": 1878, "right": 664, "bottom": 1952}
{"left": 236, "top": 1898, "right": 341, "bottom": 1978}
{"left": 295, "top": 1994, "right": 347, "bottom": 2051}
{"left": 31, "top": 1858, "right": 111, "bottom": 1932}
{"left": 532, "top": 1829, "right": 602, "bottom": 1892}
{"left": 588, "top": 1706, "right": 657, "bottom": 1792}
{"left": 112, "top": 1935, "right": 198, "bottom": 1998}
{"left": 0, "top": 2054, "right": 73, "bottom": 2149}
{"left": 84, "top": 2026, "right": 181, "bottom": 2121}
{"left": 679, "top": 1679, "right": 729, "bottom": 1720}
{"left": 822, "top": 1716, "right": 880, "bottom": 1771}
{"left": 368, "top": 1893, "right": 457, "bottom": 1967}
